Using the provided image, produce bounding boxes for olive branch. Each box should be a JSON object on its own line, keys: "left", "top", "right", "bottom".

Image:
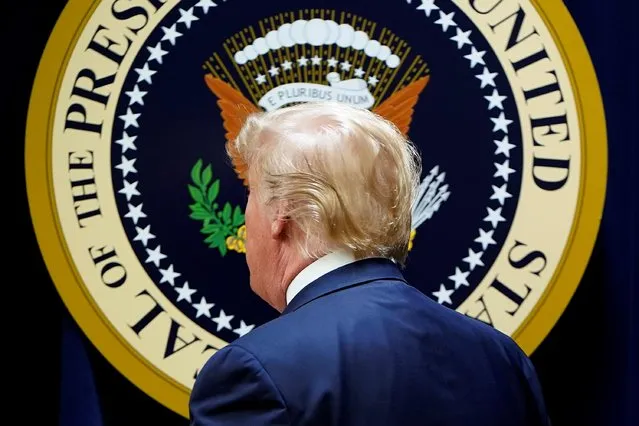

{"left": 188, "top": 159, "right": 245, "bottom": 256}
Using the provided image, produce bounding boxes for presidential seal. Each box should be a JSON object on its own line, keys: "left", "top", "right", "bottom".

{"left": 26, "top": 0, "right": 607, "bottom": 417}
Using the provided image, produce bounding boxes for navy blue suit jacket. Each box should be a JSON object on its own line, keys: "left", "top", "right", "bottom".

{"left": 190, "top": 258, "right": 550, "bottom": 425}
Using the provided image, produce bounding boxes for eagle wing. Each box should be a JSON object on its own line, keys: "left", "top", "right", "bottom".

{"left": 204, "top": 75, "right": 260, "bottom": 185}
{"left": 373, "top": 76, "right": 430, "bottom": 135}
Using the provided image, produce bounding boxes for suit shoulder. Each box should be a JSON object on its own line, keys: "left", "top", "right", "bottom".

{"left": 230, "top": 310, "right": 310, "bottom": 350}
{"left": 390, "top": 281, "right": 531, "bottom": 357}
{"left": 191, "top": 342, "right": 291, "bottom": 425}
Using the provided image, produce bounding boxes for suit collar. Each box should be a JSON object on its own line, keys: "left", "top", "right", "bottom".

{"left": 286, "top": 250, "right": 358, "bottom": 305}
{"left": 282, "top": 257, "right": 407, "bottom": 315}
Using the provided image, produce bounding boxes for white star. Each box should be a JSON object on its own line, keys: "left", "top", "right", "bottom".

{"left": 476, "top": 67, "right": 498, "bottom": 88}
{"left": 124, "top": 203, "right": 147, "bottom": 225}
{"left": 175, "top": 281, "right": 196, "bottom": 303}
{"left": 484, "top": 206, "right": 506, "bottom": 228}
{"left": 177, "top": 8, "right": 199, "bottom": 29}
{"left": 268, "top": 66, "right": 280, "bottom": 77}
{"left": 432, "top": 284, "right": 454, "bottom": 305}
{"left": 491, "top": 183, "right": 512, "bottom": 205}
{"left": 354, "top": 67, "right": 365, "bottom": 78}
{"left": 118, "top": 179, "right": 140, "bottom": 201}
{"left": 463, "top": 248, "right": 485, "bottom": 271}
{"left": 119, "top": 108, "right": 140, "bottom": 129}
{"left": 368, "top": 75, "right": 379, "bottom": 86}
{"left": 340, "top": 61, "right": 352, "bottom": 71}
{"left": 494, "top": 159, "right": 515, "bottom": 181}
{"left": 491, "top": 112, "right": 513, "bottom": 133}
{"left": 233, "top": 320, "right": 255, "bottom": 337}
{"left": 125, "top": 85, "right": 147, "bottom": 106}
{"left": 159, "top": 264, "right": 181, "bottom": 286}
{"left": 448, "top": 267, "right": 470, "bottom": 289}
{"left": 494, "top": 136, "right": 515, "bottom": 157}
{"left": 147, "top": 42, "right": 168, "bottom": 64}
{"left": 435, "top": 11, "right": 456, "bottom": 32}
{"left": 193, "top": 297, "right": 214, "bottom": 318}
{"left": 327, "top": 57, "right": 338, "bottom": 68}
{"left": 475, "top": 229, "right": 497, "bottom": 250}
{"left": 311, "top": 55, "right": 322, "bottom": 66}
{"left": 464, "top": 47, "right": 486, "bottom": 68}
{"left": 145, "top": 245, "right": 166, "bottom": 267}
{"left": 115, "top": 156, "right": 137, "bottom": 177}
{"left": 417, "top": 0, "right": 439, "bottom": 17}
{"left": 134, "top": 224, "right": 155, "bottom": 246}
{"left": 212, "top": 309, "right": 235, "bottom": 331}
{"left": 297, "top": 56, "right": 309, "bottom": 66}
{"left": 450, "top": 28, "right": 472, "bottom": 49}
{"left": 485, "top": 89, "right": 507, "bottom": 110}
{"left": 255, "top": 74, "right": 266, "bottom": 84}
{"left": 281, "top": 60, "right": 292, "bottom": 70}
{"left": 196, "top": 0, "right": 217, "bottom": 14}
{"left": 161, "top": 24, "right": 182, "bottom": 45}
{"left": 135, "top": 63, "right": 156, "bottom": 84}
{"left": 115, "top": 132, "right": 137, "bottom": 153}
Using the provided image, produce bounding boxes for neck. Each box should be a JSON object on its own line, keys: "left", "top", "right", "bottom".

{"left": 269, "top": 249, "right": 313, "bottom": 312}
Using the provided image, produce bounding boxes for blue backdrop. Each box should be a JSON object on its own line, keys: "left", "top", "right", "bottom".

{"left": 15, "top": 1, "right": 637, "bottom": 425}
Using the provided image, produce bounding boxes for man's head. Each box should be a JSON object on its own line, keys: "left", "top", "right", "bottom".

{"left": 229, "top": 102, "right": 422, "bottom": 311}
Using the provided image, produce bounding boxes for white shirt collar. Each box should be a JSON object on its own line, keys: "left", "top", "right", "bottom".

{"left": 285, "top": 250, "right": 357, "bottom": 305}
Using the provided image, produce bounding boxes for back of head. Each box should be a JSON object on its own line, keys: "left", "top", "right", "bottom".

{"left": 231, "top": 102, "right": 422, "bottom": 265}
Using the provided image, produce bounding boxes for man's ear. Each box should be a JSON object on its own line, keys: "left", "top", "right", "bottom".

{"left": 270, "top": 202, "right": 288, "bottom": 239}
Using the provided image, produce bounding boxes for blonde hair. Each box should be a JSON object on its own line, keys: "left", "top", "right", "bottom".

{"left": 230, "top": 102, "right": 422, "bottom": 265}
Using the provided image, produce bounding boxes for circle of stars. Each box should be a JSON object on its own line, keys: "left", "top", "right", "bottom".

{"left": 116, "top": 0, "right": 518, "bottom": 318}
{"left": 414, "top": 0, "right": 517, "bottom": 306}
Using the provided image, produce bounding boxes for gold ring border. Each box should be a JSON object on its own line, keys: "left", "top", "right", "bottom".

{"left": 24, "top": 0, "right": 607, "bottom": 418}
{"left": 512, "top": 0, "right": 607, "bottom": 354}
